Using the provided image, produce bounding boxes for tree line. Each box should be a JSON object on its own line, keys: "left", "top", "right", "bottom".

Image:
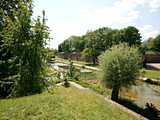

{"left": 143, "top": 35, "right": 160, "bottom": 52}
{"left": 0, "top": 0, "right": 49, "bottom": 97}
{"left": 58, "top": 26, "right": 142, "bottom": 64}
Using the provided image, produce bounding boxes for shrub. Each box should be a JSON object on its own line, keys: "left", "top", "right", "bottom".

{"left": 99, "top": 43, "right": 141, "bottom": 101}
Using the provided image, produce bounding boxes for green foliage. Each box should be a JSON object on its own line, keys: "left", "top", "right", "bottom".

{"left": 58, "top": 36, "right": 84, "bottom": 52}
{"left": 120, "top": 26, "right": 141, "bottom": 46}
{"left": 152, "top": 35, "right": 160, "bottom": 52}
{"left": 45, "top": 48, "right": 57, "bottom": 62}
{"left": 99, "top": 44, "right": 141, "bottom": 101}
{"left": 81, "top": 48, "right": 93, "bottom": 61}
{"left": 0, "top": 0, "right": 50, "bottom": 97}
{"left": 73, "top": 78, "right": 111, "bottom": 98}
{"left": 63, "top": 74, "right": 70, "bottom": 88}
{"left": 58, "top": 26, "right": 142, "bottom": 64}
{"left": 143, "top": 35, "right": 160, "bottom": 52}
{"left": 0, "top": 0, "right": 28, "bottom": 97}
{"left": 0, "top": 16, "right": 19, "bottom": 97}
{"left": 16, "top": 14, "right": 49, "bottom": 96}
{"left": 67, "top": 60, "right": 79, "bottom": 81}
{"left": 141, "top": 69, "right": 160, "bottom": 80}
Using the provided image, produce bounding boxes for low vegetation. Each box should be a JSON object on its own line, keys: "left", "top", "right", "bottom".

{"left": 0, "top": 1, "right": 49, "bottom": 97}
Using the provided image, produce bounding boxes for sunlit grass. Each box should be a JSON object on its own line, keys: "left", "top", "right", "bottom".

{"left": 0, "top": 87, "right": 139, "bottom": 120}
{"left": 142, "top": 69, "right": 160, "bottom": 80}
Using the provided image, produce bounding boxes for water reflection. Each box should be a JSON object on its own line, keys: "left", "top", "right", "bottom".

{"left": 122, "top": 81, "right": 160, "bottom": 109}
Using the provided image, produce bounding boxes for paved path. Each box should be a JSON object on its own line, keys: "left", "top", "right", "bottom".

{"left": 54, "top": 60, "right": 100, "bottom": 71}
{"left": 146, "top": 63, "right": 160, "bottom": 70}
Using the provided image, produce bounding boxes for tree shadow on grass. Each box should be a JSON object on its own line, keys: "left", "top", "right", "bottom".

{"left": 118, "top": 98, "right": 160, "bottom": 120}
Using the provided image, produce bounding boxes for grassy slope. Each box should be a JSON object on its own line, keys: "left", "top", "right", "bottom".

{"left": 142, "top": 69, "right": 160, "bottom": 80}
{"left": 0, "top": 87, "right": 139, "bottom": 120}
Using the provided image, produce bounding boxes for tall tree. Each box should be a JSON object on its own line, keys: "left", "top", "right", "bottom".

{"left": 120, "top": 26, "right": 142, "bottom": 46}
{"left": 0, "top": 0, "right": 30, "bottom": 97}
{"left": 152, "top": 35, "right": 160, "bottom": 52}
{"left": 84, "top": 31, "right": 99, "bottom": 64}
{"left": 58, "top": 36, "right": 85, "bottom": 53}
{"left": 0, "top": 0, "right": 50, "bottom": 97}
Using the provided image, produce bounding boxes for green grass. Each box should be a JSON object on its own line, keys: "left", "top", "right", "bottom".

{"left": 80, "top": 71, "right": 98, "bottom": 80}
{"left": 142, "top": 69, "right": 160, "bottom": 80}
{"left": 0, "top": 87, "right": 140, "bottom": 120}
{"left": 73, "top": 79, "right": 112, "bottom": 98}
{"left": 77, "top": 71, "right": 112, "bottom": 98}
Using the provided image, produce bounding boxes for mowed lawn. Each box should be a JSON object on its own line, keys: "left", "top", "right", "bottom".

{"left": 143, "top": 69, "right": 160, "bottom": 80}
{"left": 0, "top": 87, "right": 141, "bottom": 120}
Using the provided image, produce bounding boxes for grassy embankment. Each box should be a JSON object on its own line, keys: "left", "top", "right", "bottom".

{"left": 142, "top": 69, "right": 160, "bottom": 80}
{"left": 0, "top": 87, "right": 140, "bottom": 120}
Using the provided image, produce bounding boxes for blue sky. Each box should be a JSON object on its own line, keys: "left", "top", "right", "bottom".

{"left": 33, "top": 0, "right": 160, "bottom": 48}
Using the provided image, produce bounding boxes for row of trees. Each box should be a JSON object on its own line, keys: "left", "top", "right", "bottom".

{"left": 143, "top": 35, "right": 160, "bottom": 52}
{"left": 0, "top": 0, "right": 49, "bottom": 97}
{"left": 58, "top": 26, "right": 142, "bottom": 64}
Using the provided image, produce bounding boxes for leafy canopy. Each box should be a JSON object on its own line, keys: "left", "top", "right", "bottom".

{"left": 99, "top": 44, "right": 141, "bottom": 101}
{"left": 99, "top": 44, "right": 141, "bottom": 88}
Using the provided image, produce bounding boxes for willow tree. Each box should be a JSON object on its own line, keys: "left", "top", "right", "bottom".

{"left": 99, "top": 44, "right": 141, "bottom": 101}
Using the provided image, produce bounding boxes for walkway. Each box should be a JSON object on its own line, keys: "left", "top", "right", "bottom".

{"left": 146, "top": 63, "right": 160, "bottom": 70}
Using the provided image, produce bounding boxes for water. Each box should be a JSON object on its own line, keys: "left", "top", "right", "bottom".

{"left": 129, "top": 82, "right": 160, "bottom": 109}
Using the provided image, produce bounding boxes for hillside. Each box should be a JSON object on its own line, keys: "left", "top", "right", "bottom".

{"left": 0, "top": 87, "right": 140, "bottom": 120}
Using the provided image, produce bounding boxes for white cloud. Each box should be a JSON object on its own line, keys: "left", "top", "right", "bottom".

{"left": 44, "top": 0, "right": 160, "bottom": 48}
{"left": 139, "top": 25, "right": 159, "bottom": 40}
{"left": 80, "top": 0, "right": 141, "bottom": 26}
{"left": 148, "top": 0, "right": 160, "bottom": 12}
{"left": 49, "top": 0, "right": 142, "bottom": 48}
{"left": 118, "top": 0, "right": 160, "bottom": 13}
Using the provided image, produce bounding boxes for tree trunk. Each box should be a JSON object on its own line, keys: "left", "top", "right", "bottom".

{"left": 111, "top": 85, "right": 120, "bottom": 102}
